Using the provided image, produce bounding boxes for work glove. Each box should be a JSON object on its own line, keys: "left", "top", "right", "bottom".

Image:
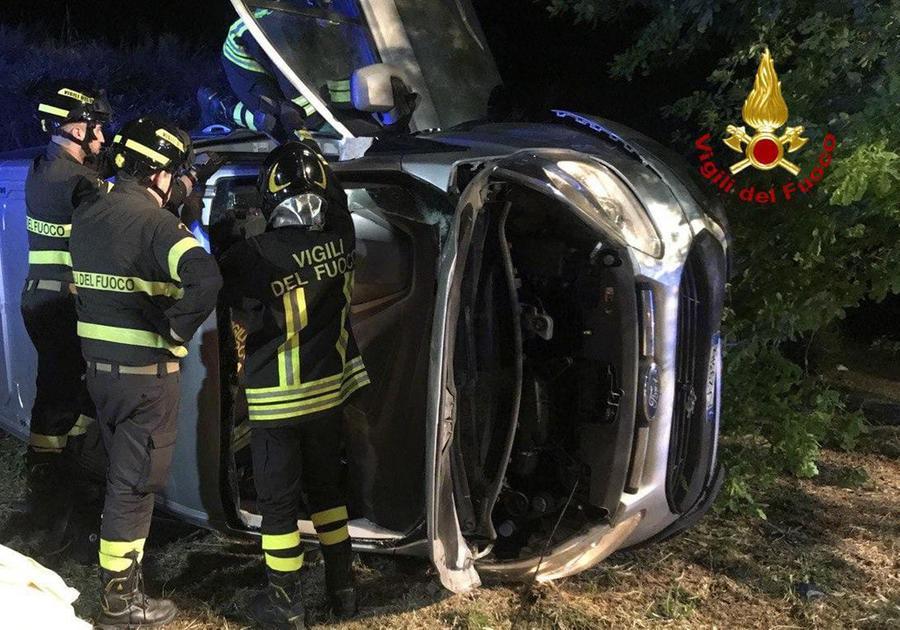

{"left": 180, "top": 193, "right": 205, "bottom": 229}
{"left": 210, "top": 206, "right": 266, "bottom": 256}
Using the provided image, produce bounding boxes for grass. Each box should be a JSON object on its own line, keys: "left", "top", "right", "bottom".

{"left": 0, "top": 428, "right": 898, "bottom": 629}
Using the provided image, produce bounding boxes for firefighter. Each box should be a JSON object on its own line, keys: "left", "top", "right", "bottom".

{"left": 217, "top": 141, "right": 369, "bottom": 628}
{"left": 196, "top": 7, "right": 365, "bottom": 142}
{"left": 69, "top": 116, "right": 222, "bottom": 628}
{"left": 1, "top": 81, "right": 113, "bottom": 557}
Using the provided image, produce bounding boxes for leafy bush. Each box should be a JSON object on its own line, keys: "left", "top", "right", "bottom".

{"left": 546, "top": 0, "right": 899, "bottom": 512}
{"left": 0, "top": 24, "right": 225, "bottom": 151}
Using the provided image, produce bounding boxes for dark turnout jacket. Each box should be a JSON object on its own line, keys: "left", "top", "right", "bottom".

{"left": 25, "top": 142, "right": 112, "bottom": 283}
{"left": 219, "top": 200, "right": 369, "bottom": 426}
{"left": 69, "top": 176, "right": 222, "bottom": 365}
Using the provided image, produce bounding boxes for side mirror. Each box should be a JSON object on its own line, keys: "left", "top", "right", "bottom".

{"left": 351, "top": 63, "right": 408, "bottom": 113}
{"left": 350, "top": 64, "right": 419, "bottom": 133}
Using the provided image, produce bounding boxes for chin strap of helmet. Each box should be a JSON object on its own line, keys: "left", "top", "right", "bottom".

{"left": 148, "top": 175, "right": 173, "bottom": 207}
{"left": 82, "top": 122, "right": 100, "bottom": 155}
{"left": 55, "top": 121, "right": 101, "bottom": 157}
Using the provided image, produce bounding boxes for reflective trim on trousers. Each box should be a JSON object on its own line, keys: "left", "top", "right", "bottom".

{"left": 98, "top": 538, "right": 146, "bottom": 572}
{"left": 264, "top": 552, "right": 303, "bottom": 572}
{"left": 29, "top": 432, "right": 67, "bottom": 452}
{"left": 67, "top": 414, "right": 95, "bottom": 437}
{"left": 262, "top": 530, "right": 301, "bottom": 551}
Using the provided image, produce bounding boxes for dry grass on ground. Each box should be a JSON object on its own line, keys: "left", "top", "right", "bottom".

{"left": 0, "top": 428, "right": 897, "bottom": 629}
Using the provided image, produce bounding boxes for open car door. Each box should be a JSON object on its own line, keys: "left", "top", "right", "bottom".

{"left": 425, "top": 168, "right": 504, "bottom": 594}
{"left": 429, "top": 156, "right": 557, "bottom": 592}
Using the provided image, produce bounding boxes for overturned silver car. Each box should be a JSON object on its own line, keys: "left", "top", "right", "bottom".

{"left": 0, "top": 0, "right": 728, "bottom": 592}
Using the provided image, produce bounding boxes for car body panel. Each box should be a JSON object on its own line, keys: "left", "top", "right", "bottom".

{"left": 0, "top": 160, "right": 33, "bottom": 443}
{"left": 0, "top": 118, "right": 728, "bottom": 592}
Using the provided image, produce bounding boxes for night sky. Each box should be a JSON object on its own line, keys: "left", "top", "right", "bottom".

{"left": 2, "top": 0, "right": 724, "bottom": 143}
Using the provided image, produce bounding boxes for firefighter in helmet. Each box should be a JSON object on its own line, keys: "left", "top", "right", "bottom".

{"left": 70, "top": 116, "right": 222, "bottom": 628}
{"left": 2, "top": 80, "right": 113, "bottom": 559}
{"left": 197, "top": 6, "right": 380, "bottom": 143}
{"left": 217, "top": 141, "right": 369, "bottom": 628}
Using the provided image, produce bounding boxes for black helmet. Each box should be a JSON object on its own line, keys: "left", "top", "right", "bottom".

{"left": 37, "top": 80, "right": 112, "bottom": 134}
{"left": 257, "top": 141, "right": 334, "bottom": 230}
{"left": 176, "top": 128, "right": 195, "bottom": 171}
{"left": 110, "top": 117, "right": 192, "bottom": 179}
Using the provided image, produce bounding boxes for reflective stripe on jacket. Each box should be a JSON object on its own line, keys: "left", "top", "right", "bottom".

{"left": 219, "top": 178, "right": 368, "bottom": 424}
{"left": 25, "top": 142, "right": 110, "bottom": 283}
{"left": 70, "top": 176, "right": 222, "bottom": 365}
{"left": 223, "top": 9, "right": 273, "bottom": 75}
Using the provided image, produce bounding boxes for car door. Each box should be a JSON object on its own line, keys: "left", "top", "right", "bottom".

{"left": 332, "top": 161, "right": 485, "bottom": 591}
{"left": 424, "top": 167, "right": 500, "bottom": 594}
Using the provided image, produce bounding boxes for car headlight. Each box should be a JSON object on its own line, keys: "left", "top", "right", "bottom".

{"left": 549, "top": 160, "right": 663, "bottom": 258}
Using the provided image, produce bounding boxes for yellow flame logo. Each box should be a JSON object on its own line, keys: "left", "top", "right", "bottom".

{"left": 723, "top": 48, "right": 808, "bottom": 174}
{"left": 742, "top": 49, "right": 789, "bottom": 133}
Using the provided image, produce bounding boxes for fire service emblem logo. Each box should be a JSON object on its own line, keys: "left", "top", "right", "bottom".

{"left": 693, "top": 48, "right": 837, "bottom": 205}
{"left": 723, "top": 48, "right": 807, "bottom": 175}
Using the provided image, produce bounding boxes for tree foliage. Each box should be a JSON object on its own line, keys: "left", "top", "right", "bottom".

{"left": 546, "top": 0, "right": 899, "bottom": 511}
{"left": 0, "top": 24, "right": 225, "bottom": 151}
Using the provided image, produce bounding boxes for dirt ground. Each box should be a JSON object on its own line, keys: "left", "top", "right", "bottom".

{"left": 0, "top": 428, "right": 897, "bottom": 630}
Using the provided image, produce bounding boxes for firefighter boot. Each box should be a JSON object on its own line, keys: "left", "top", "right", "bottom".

{"left": 197, "top": 87, "right": 275, "bottom": 134}
{"left": 196, "top": 87, "right": 229, "bottom": 129}
{"left": 96, "top": 559, "right": 178, "bottom": 629}
{"left": 247, "top": 569, "right": 306, "bottom": 630}
{"left": 66, "top": 503, "right": 101, "bottom": 565}
{"left": 0, "top": 450, "right": 73, "bottom": 554}
{"left": 322, "top": 541, "right": 358, "bottom": 619}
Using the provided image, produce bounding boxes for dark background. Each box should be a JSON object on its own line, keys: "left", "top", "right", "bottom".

{"left": 0, "top": 0, "right": 723, "bottom": 143}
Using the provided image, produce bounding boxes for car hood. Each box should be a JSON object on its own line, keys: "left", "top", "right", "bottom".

{"left": 394, "top": 113, "right": 726, "bottom": 252}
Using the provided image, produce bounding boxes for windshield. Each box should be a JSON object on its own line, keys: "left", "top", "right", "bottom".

{"left": 245, "top": 1, "right": 380, "bottom": 133}
{"left": 241, "top": 0, "right": 501, "bottom": 132}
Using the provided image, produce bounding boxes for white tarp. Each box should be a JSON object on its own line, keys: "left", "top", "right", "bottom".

{"left": 0, "top": 544, "right": 90, "bottom": 630}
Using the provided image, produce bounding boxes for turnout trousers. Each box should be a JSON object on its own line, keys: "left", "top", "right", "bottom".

{"left": 221, "top": 58, "right": 329, "bottom": 142}
{"left": 21, "top": 282, "right": 95, "bottom": 453}
{"left": 251, "top": 409, "right": 352, "bottom": 589}
{"left": 221, "top": 59, "right": 298, "bottom": 140}
{"left": 223, "top": 58, "right": 283, "bottom": 121}
{"left": 87, "top": 366, "right": 180, "bottom": 572}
